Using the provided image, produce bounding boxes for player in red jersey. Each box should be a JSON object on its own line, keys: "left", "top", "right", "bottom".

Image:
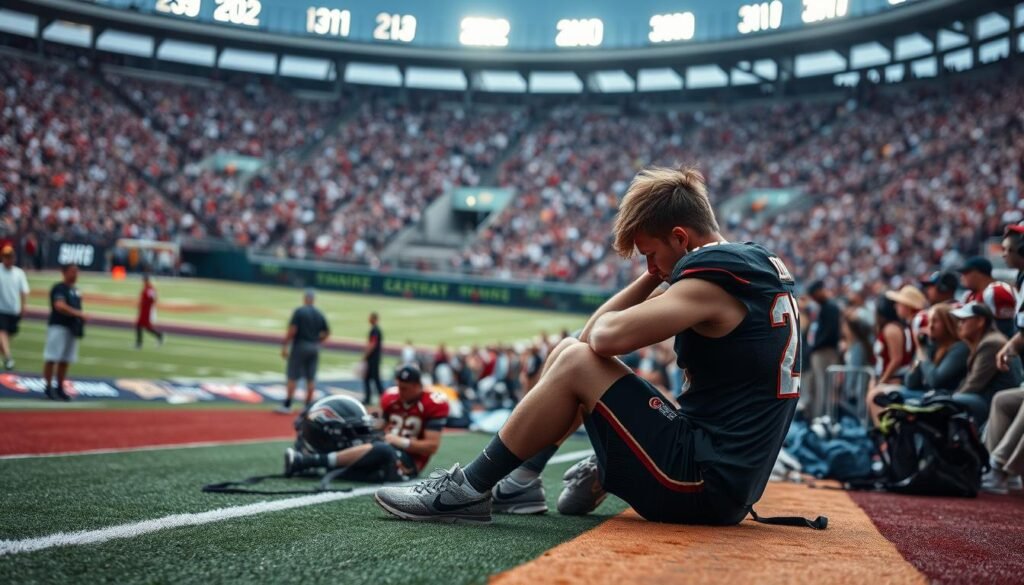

{"left": 284, "top": 365, "right": 449, "bottom": 480}
{"left": 959, "top": 256, "right": 1017, "bottom": 337}
{"left": 135, "top": 274, "right": 164, "bottom": 349}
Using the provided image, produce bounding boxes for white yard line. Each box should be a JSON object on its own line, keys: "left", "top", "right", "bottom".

{"left": 0, "top": 436, "right": 294, "bottom": 461}
{"left": 0, "top": 486, "right": 381, "bottom": 557}
{"left": 0, "top": 443, "right": 594, "bottom": 557}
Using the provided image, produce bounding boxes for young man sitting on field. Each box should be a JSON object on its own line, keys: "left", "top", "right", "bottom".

{"left": 375, "top": 166, "right": 802, "bottom": 525}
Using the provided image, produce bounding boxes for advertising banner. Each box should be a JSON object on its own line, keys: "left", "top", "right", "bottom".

{"left": 0, "top": 373, "right": 363, "bottom": 404}
{"left": 45, "top": 240, "right": 108, "bottom": 271}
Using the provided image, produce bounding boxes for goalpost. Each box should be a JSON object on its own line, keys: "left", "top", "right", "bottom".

{"left": 113, "top": 239, "right": 182, "bottom": 276}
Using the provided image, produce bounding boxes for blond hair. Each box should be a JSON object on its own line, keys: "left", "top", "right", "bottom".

{"left": 612, "top": 166, "right": 719, "bottom": 258}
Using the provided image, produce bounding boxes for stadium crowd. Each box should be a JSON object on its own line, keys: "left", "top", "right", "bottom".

{"left": 0, "top": 55, "right": 190, "bottom": 249}
{"left": 583, "top": 71, "right": 1024, "bottom": 289}
{"left": 4, "top": 47, "right": 1021, "bottom": 297}
{"left": 251, "top": 101, "right": 530, "bottom": 263}
{"left": 455, "top": 100, "right": 831, "bottom": 281}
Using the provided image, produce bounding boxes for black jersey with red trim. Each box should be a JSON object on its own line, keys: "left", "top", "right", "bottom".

{"left": 669, "top": 241, "right": 800, "bottom": 508}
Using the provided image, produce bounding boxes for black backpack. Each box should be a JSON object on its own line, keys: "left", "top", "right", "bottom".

{"left": 873, "top": 395, "right": 989, "bottom": 497}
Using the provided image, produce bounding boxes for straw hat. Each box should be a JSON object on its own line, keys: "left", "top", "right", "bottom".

{"left": 884, "top": 285, "right": 927, "bottom": 311}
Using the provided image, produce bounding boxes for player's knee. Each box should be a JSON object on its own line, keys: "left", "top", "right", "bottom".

{"left": 555, "top": 339, "right": 603, "bottom": 370}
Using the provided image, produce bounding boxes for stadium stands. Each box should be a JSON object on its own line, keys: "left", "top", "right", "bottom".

{"left": 0, "top": 55, "right": 190, "bottom": 246}
{"left": 3, "top": 47, "right": 1021, "bottom": 295}
{"left": 250, "top": 101, "right": 530, "bottom": 263}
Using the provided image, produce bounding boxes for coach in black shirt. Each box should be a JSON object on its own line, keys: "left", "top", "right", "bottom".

{"left": 43, "top": 265, "right": 87, "bottom": 401}
{"left": 277, "top": 289, "right": 329, "bottom": 413}
{"left": 363, "top": 312, "right": 383, "bottom": 405}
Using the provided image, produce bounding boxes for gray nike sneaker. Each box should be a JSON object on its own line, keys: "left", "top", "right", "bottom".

{"left": 557, "top": 454, "right": 606, "bottom": 515}
{"left": 374, "top": 464, "right": 492, "bottom": 524}
{"left": 492, "top": 476, "right": 548, "bottom": 514}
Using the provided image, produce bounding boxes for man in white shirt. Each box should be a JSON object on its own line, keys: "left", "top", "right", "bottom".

{"left": 0, "top": 245, "right": 30, "bottom": 370}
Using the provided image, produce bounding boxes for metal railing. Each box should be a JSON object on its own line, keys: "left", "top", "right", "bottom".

{"left": 823, "top": 365, "right": 876, "bottom": 425}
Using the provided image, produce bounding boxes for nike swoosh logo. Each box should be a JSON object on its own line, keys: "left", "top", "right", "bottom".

{"left": 494, "top": 484, "right": 532, "bottom": 500}
{"left": 432, "top": 494, "right": 485, "bottom": 512}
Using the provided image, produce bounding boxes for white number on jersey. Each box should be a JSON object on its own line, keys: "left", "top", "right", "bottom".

{"left": 387, "top": 414, "right": 422, "bottom": 439}
{"left": 768, "top": 256, "right": 794, "bottom": 282}
{"left": 769, "top": 293, "right": 801, "bottom": 398}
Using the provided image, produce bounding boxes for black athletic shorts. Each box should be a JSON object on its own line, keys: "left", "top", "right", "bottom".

{"left": 341, "top": 441, "right": 418, "bottom": 483}
{"left": 584, "top": 374, "right": 748, "bottom": 525}
{"left": 0, "top": 313, "right": 19, "bottom": 335}
{"left": 286, "top": 344, "right": 319, "bottom": 382}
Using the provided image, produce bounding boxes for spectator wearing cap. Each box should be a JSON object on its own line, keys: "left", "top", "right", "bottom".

{"left": 277, "top": 289, "right": 330, "bottom": 414}
{"left": 920, "top": 271, "right": 960, "bottom": 306}
{"left": 958, "top": 257, "right": 1016, "bottom": 338}
{"left": 885, "top": 285, "right": 929, "bottom": 359}
{"left": 0, "top": 245, "right": 29, "bottom": 370}
{"left": 949, "top": 302, "right": 1022, "bottom": 425}
{"left": 806, "top": 280, "right": 841, "bottom": 417}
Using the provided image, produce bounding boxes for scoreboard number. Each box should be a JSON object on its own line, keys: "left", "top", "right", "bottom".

{"left": 213, "top": 0, "right": 261, "bottom": 27}
{"left": 374, "top": 12, "right": 417, "bottom": 43}
{"left": 460, "top": 17, "right": 511, "bottom": 47}
{"left": 555, "top": 18, "right": 603, "bottom": 48}
{"left": 155, "top": 0, "right": 201, "bottom": 18}
{"left": 649, "top": 12, "right": 695, "bottom": 43}
{"left": 801, "top": 0, "right": 848, "bottom": 24}
{"left": 306, "top": 6, "right": 351, "bottom": 37}
{"left": 737, "top": 1, "right": 783, "bottom": 34}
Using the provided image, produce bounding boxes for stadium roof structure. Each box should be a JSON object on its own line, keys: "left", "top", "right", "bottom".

{"left": 2, "top": 0, "right": 1021, "bottom": 94}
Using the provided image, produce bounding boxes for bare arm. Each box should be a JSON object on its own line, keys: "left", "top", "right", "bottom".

{"left": 588, "top": 277, "right": 745, "bottom": 358}
{"left": 281, "top": 324, "right": 297, "bottom": 358}
{"left": 996, "top": 332, "right": 1024, "bottom": 372}
{"left": 578, "top": 272, "right": 664, "bottom": 343}
{"left": 385, "top": 429, "right": 442, "bottom": 457}
{"left": 877, "top": 323, "right": 905, "bottom": 383}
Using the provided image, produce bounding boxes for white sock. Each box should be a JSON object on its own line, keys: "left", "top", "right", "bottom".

{"left": 327, "top": 453, "right": 338, "bottom": 468}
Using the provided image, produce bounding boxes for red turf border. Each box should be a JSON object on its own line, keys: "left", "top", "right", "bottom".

{"left": 850, "top": 490, "right": 1024, "bottom": 584}
{"left": 0, "top": 410, "right": 296, "bottom": 456}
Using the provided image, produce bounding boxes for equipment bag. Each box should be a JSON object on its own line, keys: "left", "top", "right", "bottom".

{"left": 874, "top": 395, "right": 989, "bottom": 497}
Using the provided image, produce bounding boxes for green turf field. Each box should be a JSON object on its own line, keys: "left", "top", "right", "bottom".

{"left": 8, "top": 319, "right": 398, "bottom": 381}
{"left": 24, "top": 272, "right": 587, "bottom": 349}
{"left": 0, "top": 434, "right": 625, "bottom": 584}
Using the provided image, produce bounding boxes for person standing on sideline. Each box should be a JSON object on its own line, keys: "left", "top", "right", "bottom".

{"left": 135, "top": 274, "right": 164, "bottom": 349}
{"left": 43, "top": 265, "right": 87, "bottom": 401}
{"left": 363, "top": 312, "right": 383, "bottom": 405}
{"left": 0, "top": 245, "right": 29, "bottom": 370}
{"left": 806, "top": 280, "right": 840, "bottom": 417}
{"left": 277, "top": 289, "right": 330, "bottom": 414}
